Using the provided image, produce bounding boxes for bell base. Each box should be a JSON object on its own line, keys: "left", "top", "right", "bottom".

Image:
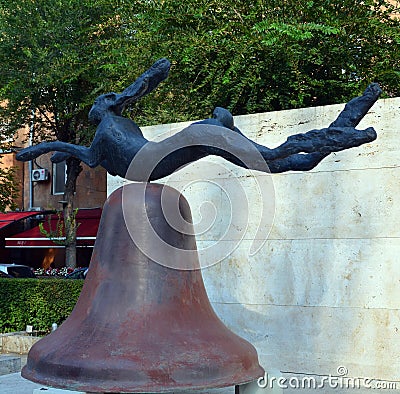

{"left": 22, "top": 331, "right": 263, "bottom": 392}
{"left": 22, "top": 314, "right": 263, "bottom": 393}
{"left": 23, "top": 361, "right": 261, "bottom": 393}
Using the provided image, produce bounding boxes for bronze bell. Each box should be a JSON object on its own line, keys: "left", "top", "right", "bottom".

{"left": 22, "top": 183, "right": 264, "bottom": 392}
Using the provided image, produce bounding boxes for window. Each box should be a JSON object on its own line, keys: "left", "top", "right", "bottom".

{"left": 52, "top": 160, "right": 66, "bottom": 195}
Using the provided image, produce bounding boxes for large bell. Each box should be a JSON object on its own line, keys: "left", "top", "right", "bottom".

{"left": 22, "top": 183, "right": 263, "bottom": 392}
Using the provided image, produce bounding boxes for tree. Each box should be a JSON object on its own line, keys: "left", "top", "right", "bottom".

{"left": 0, "top": 128, "right": 18, "bottom": 212}
{"left": 0, "top": 0, "right": 136, "bottom": 267}
{"left": 0, "top": 165, "right": 17, "bottom": 212}
{"left": 113, "top": 0, "right": 400, "bottom": 124}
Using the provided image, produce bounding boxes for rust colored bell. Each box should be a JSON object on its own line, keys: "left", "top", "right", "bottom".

{"left": 22, "top": 183, "right": 263, "bottom": 392}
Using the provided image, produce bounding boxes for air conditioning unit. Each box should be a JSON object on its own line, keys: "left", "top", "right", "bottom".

{"left": 31, "top": 169, "right": 49, "bottom": 182}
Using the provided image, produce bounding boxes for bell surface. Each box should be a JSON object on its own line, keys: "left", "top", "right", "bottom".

{"left": 22, "top": 183, "right": 264, "bottom": 392}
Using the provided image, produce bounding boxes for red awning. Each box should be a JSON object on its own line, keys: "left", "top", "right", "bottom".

{"left": 0, "top": 211, "right": 46, "bottom": 230}
{"left": 5, "top": 208, "right": 102, "bottom": 248}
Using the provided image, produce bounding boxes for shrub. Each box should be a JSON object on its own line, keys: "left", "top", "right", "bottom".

{"left": 0, "top": 278, "right": 84, "bottom": 333}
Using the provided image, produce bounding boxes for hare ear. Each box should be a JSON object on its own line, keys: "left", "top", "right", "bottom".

{"left": 114, "top": 58, "right": 171, "bottom": 111}
{"left": 104, "top": 92, "right": 118, "bottom": 100}
{"left": 115, "top": 76, "right": 150, "bottom": 109}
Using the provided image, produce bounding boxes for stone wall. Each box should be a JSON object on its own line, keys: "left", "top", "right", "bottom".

{"left": 107, "top": 97, "right": 400, "bottom": 381}
{"left": 0, "top": 332, "right": 41, "bottom": 354}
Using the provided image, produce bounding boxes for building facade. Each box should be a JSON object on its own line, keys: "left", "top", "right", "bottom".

{"left": 0, "top": 144, "right": 107, "bottom": 269}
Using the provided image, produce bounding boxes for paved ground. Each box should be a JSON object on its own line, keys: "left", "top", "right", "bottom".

{"left": 0, "top": 372, "right": 237, "bottom": 394}
{"left": 0, "top": 372, "right": 44, "bottom": 394}
{"left": 0, "top": 354, "right": 236, "bottom": 393}
{"left": 1, "top": 371, "right": 400, "bottom": 394}
{"left": 1, "top": 359, "right": 399, "bottom": 394}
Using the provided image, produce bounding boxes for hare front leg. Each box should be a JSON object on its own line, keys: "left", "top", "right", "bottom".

{"left": 16, "top": 141, "right": 100, "bottom": 168}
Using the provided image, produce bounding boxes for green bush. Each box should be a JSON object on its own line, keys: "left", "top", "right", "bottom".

{"left": 0, "top": 278, "right": 84, "bottom": 333}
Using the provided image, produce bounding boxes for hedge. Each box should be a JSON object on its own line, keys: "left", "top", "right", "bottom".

{"left": 0, "top": 278, "right": 84, "bottom": 333}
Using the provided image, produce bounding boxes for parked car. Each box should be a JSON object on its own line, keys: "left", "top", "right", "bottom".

{"left": 0, "top": 264, "right": 37, "bottom": 278}
{"left": 65, "top": 267, "right": 88, "bottom": 280}
{"left": 0, "top": 271, "right": 12, "bottom": 278}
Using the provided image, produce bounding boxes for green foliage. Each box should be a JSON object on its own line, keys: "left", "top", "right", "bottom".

{"left": 0, "top": 127, "right": 19, "bottom": 211}
{"left": 115, "top": 0, "right": 400, "bottom": 123}
{"left": 0, "top": 164, "right": 18, "bottom": 212}
{"left": 0, "top": 0, "right": 129, "bottom": 142}
{"left": 0, "top": 0, "right": 398, "bottom": 129}
{"left": 0, "top": 278, "right": 83, "bottom": 333}
{"left": 39, "top": 209, "right": 80, "bottom": 246}
{"left": 0, "top": 0, "right": 400, "bottom": 127}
